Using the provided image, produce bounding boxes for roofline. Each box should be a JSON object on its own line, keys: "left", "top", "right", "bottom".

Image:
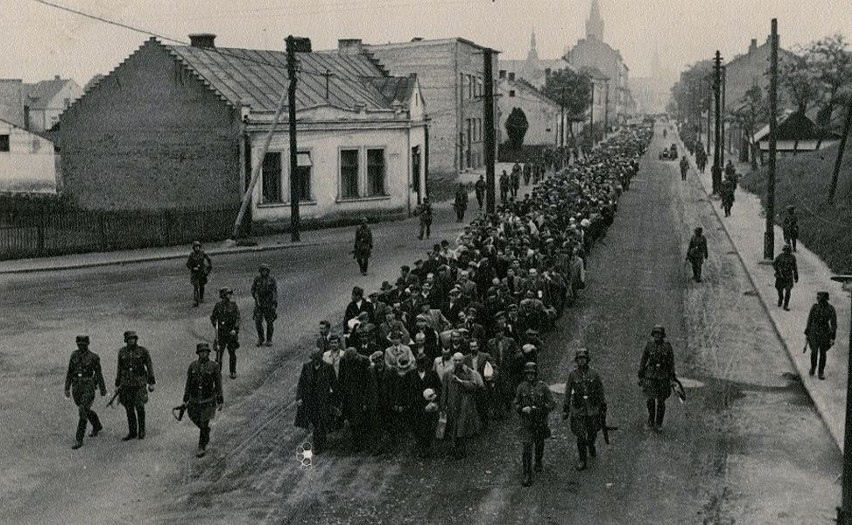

{"left": 0, "top": 117, "right": 55, "bottom": 142}
{"left": 366, "top": 37, "right": 500, "bottom": 54}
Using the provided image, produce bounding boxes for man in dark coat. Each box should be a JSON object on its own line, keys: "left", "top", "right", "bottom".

{"left": 353, "top": 216, "right": 373, "bottom": 275}
{"left": 186, "top": 241, "right": 212, "bottom": 307}
{"left": 686, "top": 227, "right": 709, "bottom": 282}
{"left": 772, "top": 244, "right": 798, "bottom": 310}
{"left": 410, "top": 353, "right": 442, "bottom": 457}
{"left": 316, "top": 320, "right": 333, "bottom": 353}
{"left": 454, "top": 184, "right": 469, "bottom": 222}
{"left": 563, "top": 348, "right": 606, "bottom": 471}
{"left": 211, "top": 287, "right": 241, "bottom": 379}
{"left": 679, "top": 156, "right": 689, "bottom": 181}
{"left": 65, "top": 335, "right": 107, "bottom": 449}
{"left": 337, "top": 348, "right": 374, "bottom": 451}
{"left": 721, "top": 175, "right": 736, "bottom": 217}
{"left": 805, "top": 291, "right": 837, "bottom": 379}
{"left": 251, "top": 264, "right": 278, "bottom": 346}
{"left": 344, "top": 286, "right": 374, "bottom": 338}
{"left": 295, "top": 348, "right": 338, "bottom": 454}
{"left": 415, "top": 198, "right": 433, "bottom": 240}
{"left": 182, "top": 343, "right": 223, "bottom": 458}
{"left": 514, "top": 362, "right": 555, "bottom": 486}
{"left": 475, "top": 175, "right": 486, "bottom": 209}
{"left": 638, "top": 325, "right": 675, "bottom": 431}
{"left": 115, "top": 331, "right": 155, "bottom": 441}
{"left": 782, "top": 205, "right": 799, "bottom": 252}
{"left": 488, "top": 321, "right": 519, "bottom": 415}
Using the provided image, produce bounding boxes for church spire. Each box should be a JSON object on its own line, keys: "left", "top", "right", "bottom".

{"left": 526, "top": 29, "right": 539, "bottom": 61}
{"left": 530, "top": 29, "right": 537, "bottom": 53}
{"left": 586, "top": 0, "right": 604, "bottom": 41}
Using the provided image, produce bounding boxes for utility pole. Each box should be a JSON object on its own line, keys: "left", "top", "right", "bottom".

{"left": 589, "top": 79, "right": 594, "bottom": 150}
{"left": 712, "top": 50, "right": 723, "bottom": 195}
{"left": 721, "top": 65, "right": 727, "bottom": 169}
{"left": 604, "top": 81, "right": 609, "bottom": 141}
{"left": 286, "top": 36, "right": 311, "bottom": 242}
{"left": 560, "top": 87, "right": 566, "bottom": 151}
{"left": 764, "top": 20, "right": 778, "bottom": 260}
{"left": 706, "top": 75, "right": 712, "bottom": 155}
{"left": 833, "top": 274, "right": 852, "bottom": 525}
{"left": 828, "top": 96, "right": 852, "bottom": 204}
{"left": 483, "top": 48, "right": 496, "bottom": 214}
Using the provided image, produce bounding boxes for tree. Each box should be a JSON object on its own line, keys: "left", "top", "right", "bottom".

{"left": 505, "top": 107, "right": 529, "bottom": 150}
{"left": 729, "top": 84, "right": 768, "bottom": 170}
{"left": 541, "top": 68, "right": 592, "bottom": 120}
{"left": 779, "top": 50, "right": 819, "bottom": 115}
{"left": 808, "top": 34, "right": 852, "bottom": 127}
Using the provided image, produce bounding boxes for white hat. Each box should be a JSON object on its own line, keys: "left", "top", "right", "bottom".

{"left": 423, "top": 388, "right": 437, "bottom": 401}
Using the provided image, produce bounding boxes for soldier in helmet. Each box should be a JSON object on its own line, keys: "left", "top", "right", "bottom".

{"left": 65, "top": 335, "right": 107, "bottom": 449}
{"left": 186, "top": 241, "right": 212, "bottom": 307}
{"left": 514, "top": 361, "right": 555, "bottom": 486}
{"left": 353, "top": 216, "right": 373, "bottom": 276}
{"left": 772, "top": 244, "right": 798, "bottom": 310}
{"left": 211, "top": 287, "right": 241, "bottom": 379}
{"left": 115, "top": 331, "right": 155, "bottom": 440}
{"left": 251, "top": 264, "right": 278, "bottom": 347}
{"left": 563, "top": 348, "right": 606, "bottom": 471}
{"left": 686, "top": 227, "right": 708, "bottom": 282}
{"left": 638, "top": 325, "right": 676, "bottom": 431}
{"left": 805, "top": 291, "right": 837, "bottom": 379}
{"left": 181, "top": 343, "right": 224, "bottom": 458}
{"left": 782, "top": 206, "right": 798, "bottom": 252}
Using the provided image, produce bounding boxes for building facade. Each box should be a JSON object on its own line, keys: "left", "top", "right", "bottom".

{"left": 0, "top": 118, "right": 58, "bottom": 193}
{"left": 0, "top": 76, "right": 82, "bottom": 132}
{"left": 500, "top": 32, "right": 576, "bottom": 90}
{"left": 59, "top": 36, "right": 426, "bottom": 230}
{"left": 364, "top": 38, "right": 498, "bottom": 179}
{"left": 497, "top": 74, "right": 560, "bottom": 146}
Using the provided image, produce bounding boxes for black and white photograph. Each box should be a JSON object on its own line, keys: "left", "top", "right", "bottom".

{"left": 1, "top": 1, "right": 852, "bottom": 523}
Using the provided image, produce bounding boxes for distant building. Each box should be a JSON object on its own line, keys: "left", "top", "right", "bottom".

{"left": 0, "top": 76, "right": 82, "bottom": 132}
{"left": 500, "top": 31, "right": 576, "bottom": 90}
{"left": 565, "top": 0, "right": 634, "bottom": 121}
{"left": 497, "top": 72, "right": 560, "bottom": 146}
{"left": 363, "top": 37, "right": 498, "bottom": 178}
{"left": 753, "top": 111, "right": 840, "bottom": 160}
{"left": 59, "top": 35, "right": 427, "bottom": 231}
{"left": 724, "top": 36, "right": 796, "bottom": 114}
{"left": 0, "top": 118, "right": 59, "bottom": 193}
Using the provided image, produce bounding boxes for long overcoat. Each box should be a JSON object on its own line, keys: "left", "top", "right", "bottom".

{"left": 441, "top": 365, "right": 484, "bottom": 438}
{"left": 294, "top": 361, "right": 338, "bottom": 430}
{"left": 638, "top": 341, "right": 675, "bottom": 399}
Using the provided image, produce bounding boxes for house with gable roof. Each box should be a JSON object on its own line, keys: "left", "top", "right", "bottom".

{"left": 59, "top": 34, "right": 427, "bottom": 230}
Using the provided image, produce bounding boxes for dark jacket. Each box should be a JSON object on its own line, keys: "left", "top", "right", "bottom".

{"left": 772, "top": 252, "right": 798, "bottom": 287}
{"left": 805, "top": 301, "right": 838, "bottom": 348}
{"left": 344, "top": 299, "right": 375, "bottom": 332}
{"left": 513, "top": 380, "right": 555, "bottom": 442}
{"left": 211, "top": 301, "right": 241, "bottom": 333}
{"left": 183, "top": 358, "right": 223, "bottom": 423}
{"left": 338, "top": 354, "right": 374, "bottom": 428}
{"left": 251, "top": 275, "right": 278, "bottom": 308}
{"left": 65, "top": 349, "right": 107, "bottom": 398}
{"left": 687, "top": 234, "right": 708, "bottom": 262}
{"left": 353, "top": 225, "right": 373, "bottom": 257}
{"left": 294, "top": 361, "right": 338, "bottom": 429}
{"left": 638, "top": 340, "right": 675, "bottom": 399}
{"left": 186, "top": 251, "right": 212, "bottom": 283}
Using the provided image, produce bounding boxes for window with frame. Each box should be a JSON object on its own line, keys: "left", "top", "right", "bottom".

{"left": 367, "top": 148, "right": 386, "bottom": 196}
{"left": 0, "top": 135, "right": 9, "bottom": 152}
{"left": 295, "top": 151, "right": 312, "bottom": 202}
{"left": 261, "top": 152, "right": 282, "bottom": 203}
{"left": 340, "top": 149, "right": 359, "bottom": 198}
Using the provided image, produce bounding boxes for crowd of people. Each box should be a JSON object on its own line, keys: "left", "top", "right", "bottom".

{"left": 294, "top": 126, "right": 653, "bottom": 485}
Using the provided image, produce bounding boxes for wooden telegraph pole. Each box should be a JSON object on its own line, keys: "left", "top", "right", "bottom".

{"left": 483, "top": 48, "right": 496, "bottom": 214}
{"left": 712, "top": 50, "right": 723, "bottom": 195}
{"left": 764, "top": 20, "right": 778, "bottom": 260}
{"left": 286, "top": 36, "right": 312, "bottom": 243}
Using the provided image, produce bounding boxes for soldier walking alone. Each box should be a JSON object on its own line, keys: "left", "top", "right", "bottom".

{"left": 686, "top": 227, "right": 709, "bottom": 282}
{"left": 679, "top": 156, "right": 689, "bottom": 181}
{"left": 563, "top": 348, "right": 606, "bottom": 471}
{"left": 638, "top": 325, "right": 675, "bottom": 431}
{"left": 115, "top": 331, "right": 155, "bottom": 440}
{"left": 772, "top": 244, "right": 798, "bottom": 310}
{"left": 353, "top": 217, "right": 373, "bottom": 276}
{"left": 65, "top": 335, "right": 107, "bottom": 449}
{"left": 186, "top": 241, "right": 212, "bottom": 307}
{"left": 783, "top": 205, "right": 798, "bottom": 252}
{"left": 475, "top": 175, "right": 486, "bottom": 209}
{"left": 211, "top": 287, "right": 241, "bottom": 379}
{"left": 251, "top": 264, "right": 278, "bottom": 347}
{"left": 414, "top": 198, "right": 433, "bottom": 240}
{"left": 805, "top": 291, "right": 837, "bottom": 379}
{"left": 514, "top": 361, "right": 554, "bottom": 486}
{"left": 454, "top": 183, "right": 468, "bottom": 222}
{"left": 181, "top": 343, "right": 223, "bottom": 458}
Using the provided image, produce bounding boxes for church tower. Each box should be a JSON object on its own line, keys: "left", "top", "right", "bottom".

{"left": 586, "top": 0, "right": 604, "bottom": 41}
{"left": 527, "top": 30, "right": 539, "bottom": 61}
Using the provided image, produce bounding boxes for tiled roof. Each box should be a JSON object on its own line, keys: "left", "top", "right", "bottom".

{"left": 23, "top": 79, "right": 69, "bottom": 108}
{"left": 164, "top": 43, "right": 400, "bottom": 112}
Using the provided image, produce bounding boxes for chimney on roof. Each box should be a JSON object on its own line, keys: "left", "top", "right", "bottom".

{"left": 508, "top": 72, "right": 515, "bottom": 81}
{"left": 338, "top": 39, "right": 363, "bottom": 55}
{"left": 54, "top": 75, "right": 60, "bottom": 80}
{"left": 411, "top": 37, "right": 423, "bottom": 42}
{"left": 499, "top": 70, "right": 506, "bottom": 79}
{"left": 189, "top": 33, "right": 217, "bottom": 49}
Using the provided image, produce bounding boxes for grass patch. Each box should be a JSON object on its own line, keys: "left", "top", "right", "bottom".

{"left": 739, "top": 138, "right": 852, "bottom": 272}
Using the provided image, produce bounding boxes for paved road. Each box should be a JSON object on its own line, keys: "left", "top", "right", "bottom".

{"left": 1, "top": 135, "right": 840, "bottom": 524}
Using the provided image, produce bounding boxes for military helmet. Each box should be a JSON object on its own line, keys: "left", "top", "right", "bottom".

{"left": 196, "top": 343, "right": 211, "bottom": 354}
{"left": 123, "top": 330, "right": 138, "bottom": 342}
{"left": 523, "top": 361, "right": 538, "bottom": 374}
{"left": 574, "top": 348, "right": 590, "bottom": 361}
{"left": 651, "top": 325, "right": 666, "bottom": 337}
{"left": 76, "top": 335, "right": 90, "bottom": 345}
{"left": 782, "top": 244, "right": 792, "bottom": 253}
{"left": 259, "top": 263, "right": 270, "bottom": 272}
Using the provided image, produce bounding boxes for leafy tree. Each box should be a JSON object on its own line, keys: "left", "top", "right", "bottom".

{"left": 729, "top": 84, "right": 768, "bottom": 170}
{"left": 542, "top": 68, "right": 592, "bottom": 121}
{"left": 807, "top": 34, "right": 852, "bottom": 126}
{"left": 505, "top": 107, "right": 529, "bottom": 150}
{"left": 779, "top": 50, "right": 819, "bottom": 115}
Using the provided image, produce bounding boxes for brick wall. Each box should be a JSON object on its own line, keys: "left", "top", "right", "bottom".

{"left": 59, "top": 40, "right": 241, "bottom": 210}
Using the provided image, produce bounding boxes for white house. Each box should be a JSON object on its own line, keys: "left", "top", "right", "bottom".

{"left": 0, "top": 118, "right": 58, "bottom": 193}
{"left": 497, "top": 74, "right": 560, "bottom": 146}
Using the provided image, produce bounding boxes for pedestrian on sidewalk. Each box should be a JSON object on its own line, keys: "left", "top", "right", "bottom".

{"left": 563, "top": 348, "right": 606, "bottom": 471}
{"left": 638, "top": 325, "right": 675, "bottom": 431}
{"left": 453, "top": 184, "right": 469, "bottom": 222}
{"left": 721, "top": 175, "right": 736, "bottom": 217}
{"left": 804, "top": 291, "right": 837, "bottom": 380}
{"left": 475, "top": 175, "right": 486, "bottom": 209}
{"left": 679, "top": 156, "right": 689, "bottom": 181}
{"left": 65, "top": 335, "right": 107, "bottom": 449}
{"left": 353, "top": 217, "right": 373, "bottom": 276}
{"left": 211, "top": 288, "right": 240, "bottom": 379}
{"left": 783, "top": 206, "right": 798, "bottom": 252}
{"left": 414, "top": 198, "right": 433, "bottom": 240}
{"left": 251, "top": 264, "right": 278, "bottom": 347}
{"left": 186, "top": 241, "right": 212, "bottom": 307}
{"left": 499, "top": 171, "right": 509, "bottom": 204}
{"left": 115, "top": 331, "right": 155, "bottom": 440}
{"left": 772, "top": 244, "right": 798, "bottom": 310}
{"left": 686, "top": 227, "right": 709, "bottom": 282}
{"left": 181, "top": 343, "right": 223, "bottom": 458}
{"left": 514, "top": 361, "right": 554, "bottom": 486}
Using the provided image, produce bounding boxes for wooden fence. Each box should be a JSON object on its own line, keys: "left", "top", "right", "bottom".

{"left": 0, "top": 205, "right": 241, "bottom": 260}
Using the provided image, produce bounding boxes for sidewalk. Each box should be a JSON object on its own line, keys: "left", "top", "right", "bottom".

{"left": 673, "top": 123, "right": 850, "bottom": 452}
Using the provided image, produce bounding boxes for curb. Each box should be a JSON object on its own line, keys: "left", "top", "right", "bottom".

{"left": 0, "top": 241, "right": 323, "bottom": 275}
{"left": 675, "top": 130, "right": 844, "bottom": 452}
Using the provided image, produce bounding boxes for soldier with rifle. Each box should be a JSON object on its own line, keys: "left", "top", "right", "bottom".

{"left": 563, "top": 348, "right": 607, "bottom": 471}
{"left": 638, "top": 325, "right": 675, "bottom": 431}
{"left": 178, "top": 343, "right": 224, "bottom": 458}
{"left": 115, "top": 331, "right": 155, "bottom": 441}
{"left": 186, "top": 241, "right": 212, "bottom": 307}
{"left": 211, "top": 287, "right": 241, "bottom": 379}
{"left": 64, "top": 335, "right": 107, "bottom": 449}
{"left": 514, "top": 361, "right": 555, "bottom": 486}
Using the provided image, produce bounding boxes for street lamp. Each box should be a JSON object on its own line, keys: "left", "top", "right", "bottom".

{"left": 831, "top": 274, "right": 852, "bottom": 525}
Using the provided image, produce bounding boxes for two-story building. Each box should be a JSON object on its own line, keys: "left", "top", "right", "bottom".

{"left": 497, "top": 72, "right": 560, "bottom": 146}
{"left": 59, "top": 35, "right": 427, "bottom": 231}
